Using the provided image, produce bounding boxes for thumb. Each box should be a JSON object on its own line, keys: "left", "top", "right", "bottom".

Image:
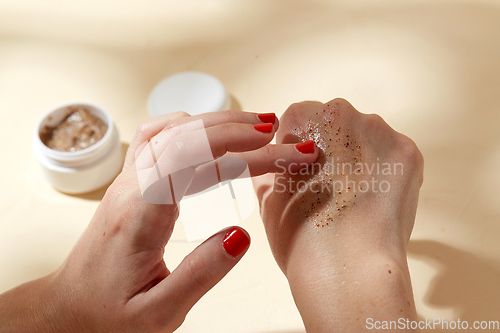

{"left": 154, "top": 227, "right": 250, "bottom": 321}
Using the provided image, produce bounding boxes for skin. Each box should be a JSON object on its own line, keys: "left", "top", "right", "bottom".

{"left": 0, "top": 110, "right": 318, "bottom": 333}
{"left": 253, "top": 98, "right": 424, "bottom": 332}
{"left": 0, "top": 99, "right": 424, "bottom": 332}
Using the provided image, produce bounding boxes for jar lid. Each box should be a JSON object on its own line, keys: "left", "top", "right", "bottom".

{"left": 147, "top": 71, "right": 230, "bottom": 118}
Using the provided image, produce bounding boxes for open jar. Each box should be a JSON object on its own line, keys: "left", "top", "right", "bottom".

{"left": 33, "top": 102, "right": 123, "bottom": 194}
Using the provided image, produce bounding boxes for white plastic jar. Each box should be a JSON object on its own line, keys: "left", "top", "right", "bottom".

{"left": 33, "top": 102, "right": 123, "bottom": 194}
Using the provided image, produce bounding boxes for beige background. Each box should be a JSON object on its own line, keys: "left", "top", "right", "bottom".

{"left": 1, "top": 0, "right": 500, "bottom": 332}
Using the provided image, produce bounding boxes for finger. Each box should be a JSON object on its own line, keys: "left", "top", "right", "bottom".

{"left": 183, "top": 141, "right": 318, "bottom": 196}
{"left": 206, "top": 122, "right": 277, "bottom": 158}
{"left": 229, "top": 140, "right": 319, "bottom": 176}
{"left": 140, "top": 122, "right": 277, "bottom": 173}
{"left": 246, "top": 142, "right": 319, "bottom": 216}
{"left": 184, "top": 156, "right": 246, "bottom": 196}
{"left": 124, "top": 111, "right": 190, "bottom": 169}
{"left": 171, "top": 110, "right": 278, "bottom": 131}
{"left": 133, "top": 114, "right": 277, "bottom": 172}
{"left": 150, "top": 227, "right": 250, "bottom": 321}
{"left": 134, "top": 120, "right": 279, "bottom": 205}
{"left": 142, "top": 123, "right": 275, "bottom": 201}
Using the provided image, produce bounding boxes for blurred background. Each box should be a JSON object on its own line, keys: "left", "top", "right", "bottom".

{"left": 1, "top": 0, "right": 499, "bottom": 331}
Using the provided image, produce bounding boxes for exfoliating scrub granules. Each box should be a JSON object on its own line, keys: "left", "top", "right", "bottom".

{"left": 40, "top": 107, "right": 108, "bottom": 152}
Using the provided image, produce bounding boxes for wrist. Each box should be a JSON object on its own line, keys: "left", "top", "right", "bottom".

{"left": 289, "top": 255, "right": 417, "bottom": 332}
{"left": 0, "top": 272, "right": 73, "bottom": 333}
{"left": 285, "top": 226, "right": 416, "bottom": 332}
{"left": 282, "top": 214, "right": 409, "bottom": 276}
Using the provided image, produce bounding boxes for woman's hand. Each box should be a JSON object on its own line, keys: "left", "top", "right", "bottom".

{"left": 0, "top": 110, "right": 318, "bottom": 333}
{"left": 253, "top": 99, "right": 424, "bottom": 332}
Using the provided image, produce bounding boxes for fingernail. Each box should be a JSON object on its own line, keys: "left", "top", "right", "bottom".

{"left": 253, "top": 123, "right": 274, "bottom": 133}
{"left": 295, "top": 140, "right": 315, "bottom": 154}
{"left": 257, "top": 113, "right": 276, "bottom": 124}
{"left": 223, "top": 227, "right": 250, "bottom": 257}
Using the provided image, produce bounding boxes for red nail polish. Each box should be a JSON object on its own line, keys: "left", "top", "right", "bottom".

{"left": 295, "top": 140, "right": 315, "bottom": 154}
{"left": 223, "top": 227, "right": 250, "bottom": 257}
{"left": 257, "top": 113, "right": 276, "bottom": 124}
{"left": 253, "top": 123, "right": 274, "bottom": 133}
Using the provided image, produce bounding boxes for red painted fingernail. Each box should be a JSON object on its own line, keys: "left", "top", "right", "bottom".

{"left": 253, "top": 123, "right": 274, "bottom": 133}
{"left": 257, "top": 113, "right": 276, "bottom": 124}
{"left": 295, "top": 140, "right": 315, "bottom": 154}
{"left": 222, "top": 227, "right": 250, "bottom": 257}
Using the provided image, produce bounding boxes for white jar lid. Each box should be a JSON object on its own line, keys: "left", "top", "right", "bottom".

{"left": 147, "top": 71, "right": 230, "bottom": 118}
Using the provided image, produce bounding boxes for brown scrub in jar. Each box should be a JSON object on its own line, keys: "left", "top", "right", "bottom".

{"left": 40, "top": 107, "right": 108, "bottom": 152}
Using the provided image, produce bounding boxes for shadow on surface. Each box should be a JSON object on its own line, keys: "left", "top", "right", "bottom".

{"left": 408, "top": 240, "right": 500, "bottom": 330}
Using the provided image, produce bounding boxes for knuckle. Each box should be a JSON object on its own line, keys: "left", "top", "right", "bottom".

{"left": 398, "top": 135, "right": 423, "bottom": 164}
{"left": 164, "top": 120, "right": 181, "bottom": 132}
{"left": 361, "top": 113, "right": 392, "bottom": 137}
{"left": 163, "top": 112, "right": 191, "bottom": 129}
{"left": 260, "top": 145, "right": 274, "bottom": 174}
{"left": 135, "top": 111, "right": 190, "bottom": 139}
{"left": 222, "top": 110, "right": 239, "bottom": 123}
{"left": 325, "top": 98, "right": 360, "bottom": 120}
{"left": 395, "top": 134, "right": 424, "bottom": 184}
{"left": 286, "top": 102, "right": 305, "bottom": 114}
{"left": 328, "top": 97, "right": 352, "bottom": 109}
{"left": 162, "top": 122, "right": 185, "bottom": 142}
{"left": 174, "top": 111, "right": 190, "bottom": 118}
{"left": 262, "top": 144, "right": 273, "bottom": 159}
{"left": 284, "top": 101, "right": 323, "bottom": 118}
{"left": 161, "top": 136, "right": 186, "bottom": 168}
{"left": 365, "top": 113, "right": 386, "bottom": 127}
{"left": 170, "top": 136, "right": 186, "bottom": 156}
{"left": 136, "top": 121, "right": 152, "bottom": 138}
